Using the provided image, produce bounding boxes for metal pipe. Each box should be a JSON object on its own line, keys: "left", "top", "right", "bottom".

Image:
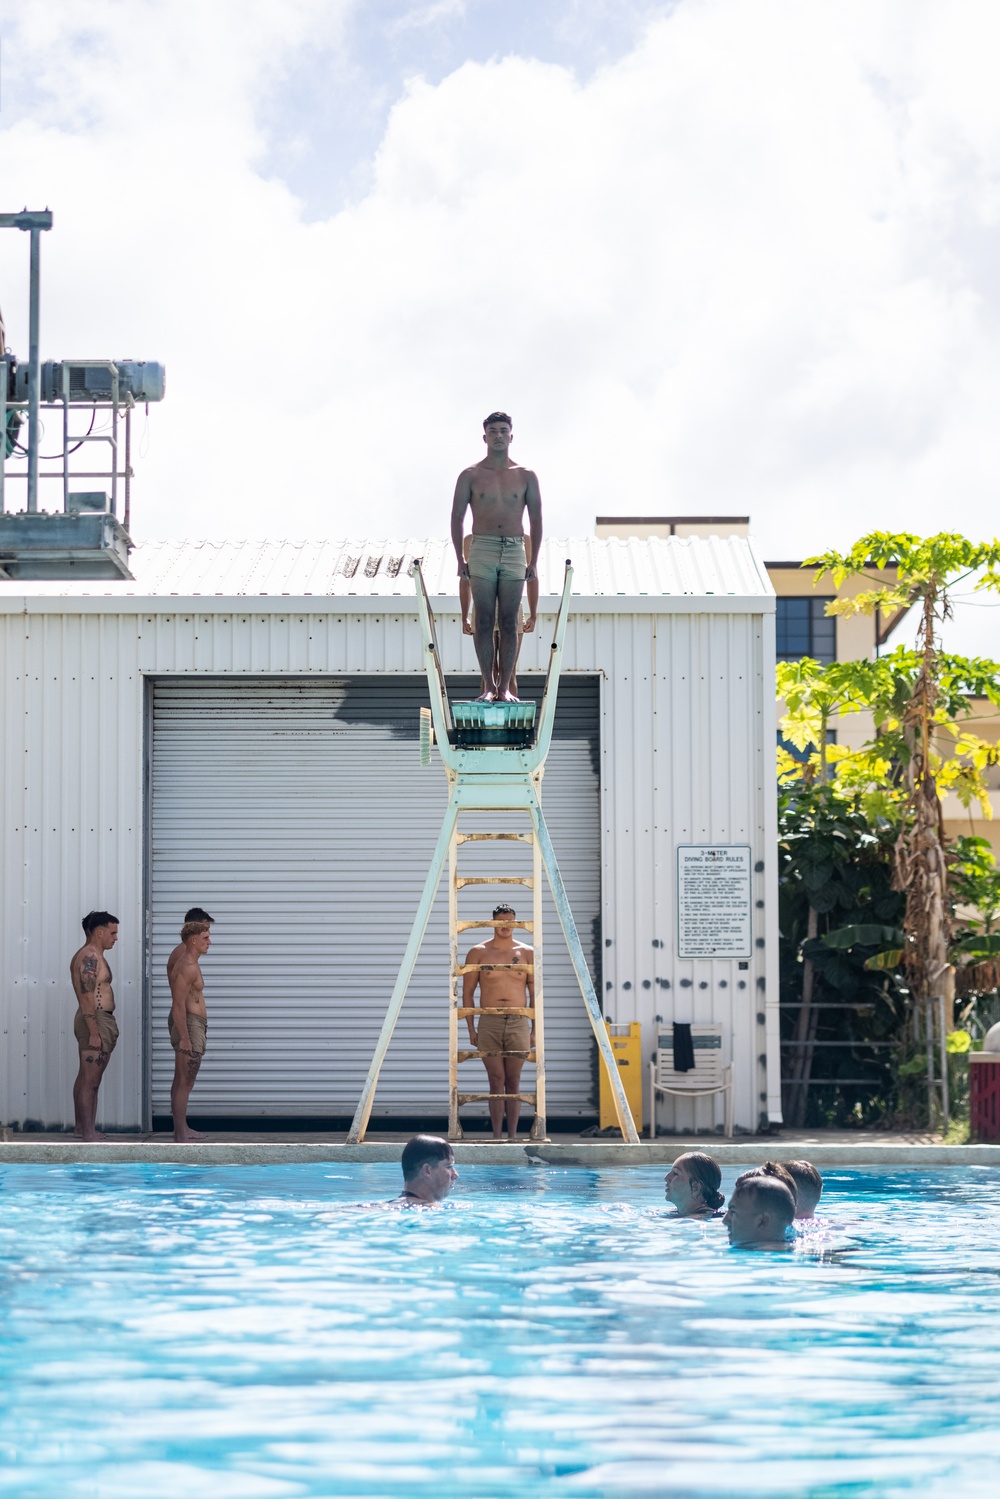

{"left": 27, "top": 226, "right": 41, "bottom": 512}
{"left": 926, "top": 998, "right": 935, "bottom": 1131}
{"left": 939, "top": 994, "right": 949, "bottom": 1129}
{"left": 124, "top": 405, "right": 131, "bottom": 533}
{"left": 0, "top": 352, "right": 6, "bottom": 514}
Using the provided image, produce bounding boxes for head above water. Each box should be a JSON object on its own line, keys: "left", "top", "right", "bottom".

{"left": 82, "top": 910, "right": 119, "bottom": 942}
{"left": 784, "top": 1159, "right": 823, "bottom": 1219}
{"left": 724, "top": 1176, "right": 796, "bottom": 1248}
{"left": 401, "top": 1135, "right": 458, "bottom": 1202}
{"left": 665, "top": 1151, "right": 724, "bottom": 1216}
{"left": 737, "top": 1162, "right": 799, "bottom": 1208}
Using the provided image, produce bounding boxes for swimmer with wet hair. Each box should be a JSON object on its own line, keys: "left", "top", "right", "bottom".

{"left": 664, "top": 1151, "right": 725, "bottom": 1218}
{"left": 395, "top": 1135, "right": 459, "bottom": 1207}
{"left": 738, "top": 1161, "right": 799, "bottom": 1209}
{"left": 784, "top": 1160, "right": 823, "bottom": 1219}
{"left": 724, "top": 1174, "right": 796, "bottom": 1250}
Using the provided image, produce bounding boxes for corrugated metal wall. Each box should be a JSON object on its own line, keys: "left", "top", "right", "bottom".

{"left": 148, "top": 675, "right": 600, "bottom": 1121}
{"left": 0, "top": 600, "right": 777, "bottom": 1133}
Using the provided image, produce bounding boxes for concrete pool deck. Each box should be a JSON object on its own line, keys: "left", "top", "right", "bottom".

{"left": 2, "top": 1129, "right": 998, "bottom": 1166}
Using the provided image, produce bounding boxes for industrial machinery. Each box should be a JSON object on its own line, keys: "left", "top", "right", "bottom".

{"left": 0, "top": 210, "right": 165, "bottom": 580}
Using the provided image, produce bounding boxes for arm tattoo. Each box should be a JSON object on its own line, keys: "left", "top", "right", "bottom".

{"left": 80, "top": 956, "right": 98, "bottom": 995}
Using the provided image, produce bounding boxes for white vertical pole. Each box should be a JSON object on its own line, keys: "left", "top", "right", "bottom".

{"left": 529, "top": 795, "right": 547, "bottom": 1141}
{"left": 529, "top": 793, "right": 639, "bottom": 1144}
{"left": 346, "top": 794, "right": 459, "bottom": 1143}
{"left": 448, "top": 820, "right": 461, "bottom": 1139}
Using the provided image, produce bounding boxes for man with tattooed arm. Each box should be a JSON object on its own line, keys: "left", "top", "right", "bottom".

{"left": 69, "top": 910, "right": 120, "bottom": 1141}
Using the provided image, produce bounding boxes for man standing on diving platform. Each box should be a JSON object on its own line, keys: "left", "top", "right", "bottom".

{"left": 451, "top": 411, "right": 543, "bottom": 703}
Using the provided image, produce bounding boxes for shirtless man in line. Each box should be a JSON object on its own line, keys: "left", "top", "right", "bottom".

{"left": 451, "top": 411, "right": 542, "bottom": 703}
{"left": 70, "top": 910, "right": 120, "bottom": 1141}
{"left": 166, "top": 918, "right": 213, "bottom": 1142}
{"left": 462, "top": 904, "right": 535, "bottom": 1141}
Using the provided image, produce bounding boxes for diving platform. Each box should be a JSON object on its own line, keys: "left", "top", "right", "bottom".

{"left": 346, "top": 558, "right": 639, "bottom": 1146}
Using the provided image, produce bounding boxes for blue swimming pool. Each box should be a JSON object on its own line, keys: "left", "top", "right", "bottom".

{"left": 1, "top": 1163, "right": 999, "bottom": 1496}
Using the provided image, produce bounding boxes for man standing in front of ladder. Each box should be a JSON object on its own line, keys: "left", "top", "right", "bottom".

{"left": 166, "top": 918, "right": 213, "bottom": 1141}
{"left": 451, "top": 411, "right": 543, "bottom": 704}
{"left": 463, "top": 904, "right": 535, "bottom": 1141}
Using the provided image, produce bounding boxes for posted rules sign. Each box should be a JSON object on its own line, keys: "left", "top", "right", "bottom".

{"left": 676, "top": 845, "right": 752, "bottom": 958}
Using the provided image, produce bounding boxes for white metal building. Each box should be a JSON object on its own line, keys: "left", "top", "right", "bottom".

{"left": 0, "top": 535, "right": 780, "bottom": 1134}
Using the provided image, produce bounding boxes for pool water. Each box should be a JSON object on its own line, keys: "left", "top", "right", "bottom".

{"left": 1, "top": 1164, "right": 999, "bottom": 1497}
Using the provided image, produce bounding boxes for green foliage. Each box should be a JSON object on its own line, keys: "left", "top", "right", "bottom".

{"left": 952, "top": 835, "right": 1000, "bottom": 936}
{"left": 778, "top": 529, "right": 1000, "bottom": 1124}
{"left": 805, "top": 531, "right": 1000, "bottom": 618}
{"left": 778, "top": 780, "right": 907, "bottom": 1126}
{"left": 777, "top": 647, "right": 1000, "bottom": 819}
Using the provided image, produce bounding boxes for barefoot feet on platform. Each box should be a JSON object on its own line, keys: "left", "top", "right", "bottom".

{"left": 173, "top": 1128, "right": 208, "bottom": 1142}
{"left": 475, "top": 691, "right": 496, "bottom": 703}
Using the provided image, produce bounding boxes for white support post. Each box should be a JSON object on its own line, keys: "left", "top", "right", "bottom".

{"left": 448, "top": 821, "right": 461, "bottom": 1139}
{"left": 528, "top": 792, "right": 639, "bottom": 1144}
{"left": 529, "top": 806, "right": 547, "bottom": 1141}
{"left": 346, "top": 793, "right": 459, "bottom": 1143}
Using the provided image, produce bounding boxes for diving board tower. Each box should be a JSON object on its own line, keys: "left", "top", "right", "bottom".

{"left": 347, "top": 559, "right": 640, "bottom": 1145}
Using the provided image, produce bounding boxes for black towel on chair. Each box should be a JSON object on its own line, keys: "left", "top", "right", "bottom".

{"left": 672, "top": 1022, "right": 695, "bottom": 1073}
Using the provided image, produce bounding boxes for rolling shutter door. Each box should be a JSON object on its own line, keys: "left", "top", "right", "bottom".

{"left": 149, "top": 675, "right": 601, "bottom": 1121}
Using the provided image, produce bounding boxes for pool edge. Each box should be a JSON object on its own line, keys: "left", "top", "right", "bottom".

{"left": 2, "top": 1141, "right": 999, "bottom": 1166}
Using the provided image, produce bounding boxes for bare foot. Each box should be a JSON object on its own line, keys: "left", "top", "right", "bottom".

{"left": 475, "top": 691, "right": 495, "bottom": 703}
{"left": 79, "top": 1131, "right": 110, "bottom": 1142}
{"left": 500, "top": 691, "right": 520, "bottom": 703}
{"left": 173, "top": 1128, "right": 207, "bottom": 1142}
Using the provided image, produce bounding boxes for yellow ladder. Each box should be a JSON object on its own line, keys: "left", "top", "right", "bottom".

{"left": 448, "top": 816, "right": 547, "bottom": 1141}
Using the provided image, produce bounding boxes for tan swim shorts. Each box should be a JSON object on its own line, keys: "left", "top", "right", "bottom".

{"left": 468, "top": 535, "right": 527, "bottom": 582}
{"left": 477, "top": 1012, "right": 532, "bottom": 1057}
{"left": 74, "top": 1008, "right": 119, "bottom": 1056}
{"left": 168, "top": 1013, "right": 208, "bottom": 1055}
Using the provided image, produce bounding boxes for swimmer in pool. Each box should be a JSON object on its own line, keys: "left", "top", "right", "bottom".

{"left": 664, "top": 1151, "right": 725, "bottom": 1218}
{"left": 723, "top": 1175, "right": 795, "bottom": 1250}
{"left": 393, "top": 1135, "right": 459, "bottom": 1208}
{"left": 738, "top": 1161, "right": 799, "bottom": 1209}
{"left": 784, "top": 1159, "right": 823, "bottom": 1220}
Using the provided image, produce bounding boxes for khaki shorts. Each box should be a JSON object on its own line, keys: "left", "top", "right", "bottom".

{"left": 477, "top": 1012, "right": 532, "bottom": 1057}
{"left": 468, "top": 535, "right": 527, "bottom": 582}
{"left": 169, "top": 1013, "right": 208, "bottom": 1055}
{"left": 74, "top": 1008, "right": 119, "bottom": 1057}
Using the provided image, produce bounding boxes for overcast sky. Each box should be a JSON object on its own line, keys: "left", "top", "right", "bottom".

{"left": 2, "top": 0, "right": 1000, "bottom": 646}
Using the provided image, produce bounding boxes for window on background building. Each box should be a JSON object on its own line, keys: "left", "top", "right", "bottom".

{"left": 776, "top": 597, "right": 836, "bottom": 663}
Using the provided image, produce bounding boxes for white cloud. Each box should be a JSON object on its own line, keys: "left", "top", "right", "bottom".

{"left": 2, "top": 0, "right": 1000, "bottom": 603}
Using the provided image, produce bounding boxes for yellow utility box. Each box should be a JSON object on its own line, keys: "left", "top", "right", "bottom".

{"left": 598, "top": 1021, "right": 643, "bottom": 1132}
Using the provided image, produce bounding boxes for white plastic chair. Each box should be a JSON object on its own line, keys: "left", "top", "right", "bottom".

{"left": 649, "top": 1022, "right": 734, "bottom": 1138}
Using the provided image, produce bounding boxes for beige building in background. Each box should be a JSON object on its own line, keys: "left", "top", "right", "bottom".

{"left": 595, "top": 516, "right": 1000, "bottom": 857}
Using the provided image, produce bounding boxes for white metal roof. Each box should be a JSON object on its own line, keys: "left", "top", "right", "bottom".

{"left": 1, "top": 535, "right": 773, "bottom": 604}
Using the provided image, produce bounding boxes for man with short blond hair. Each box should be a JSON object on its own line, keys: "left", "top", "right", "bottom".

{"left": 166, "top": 919, "right": 213, "bottom": 1142}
